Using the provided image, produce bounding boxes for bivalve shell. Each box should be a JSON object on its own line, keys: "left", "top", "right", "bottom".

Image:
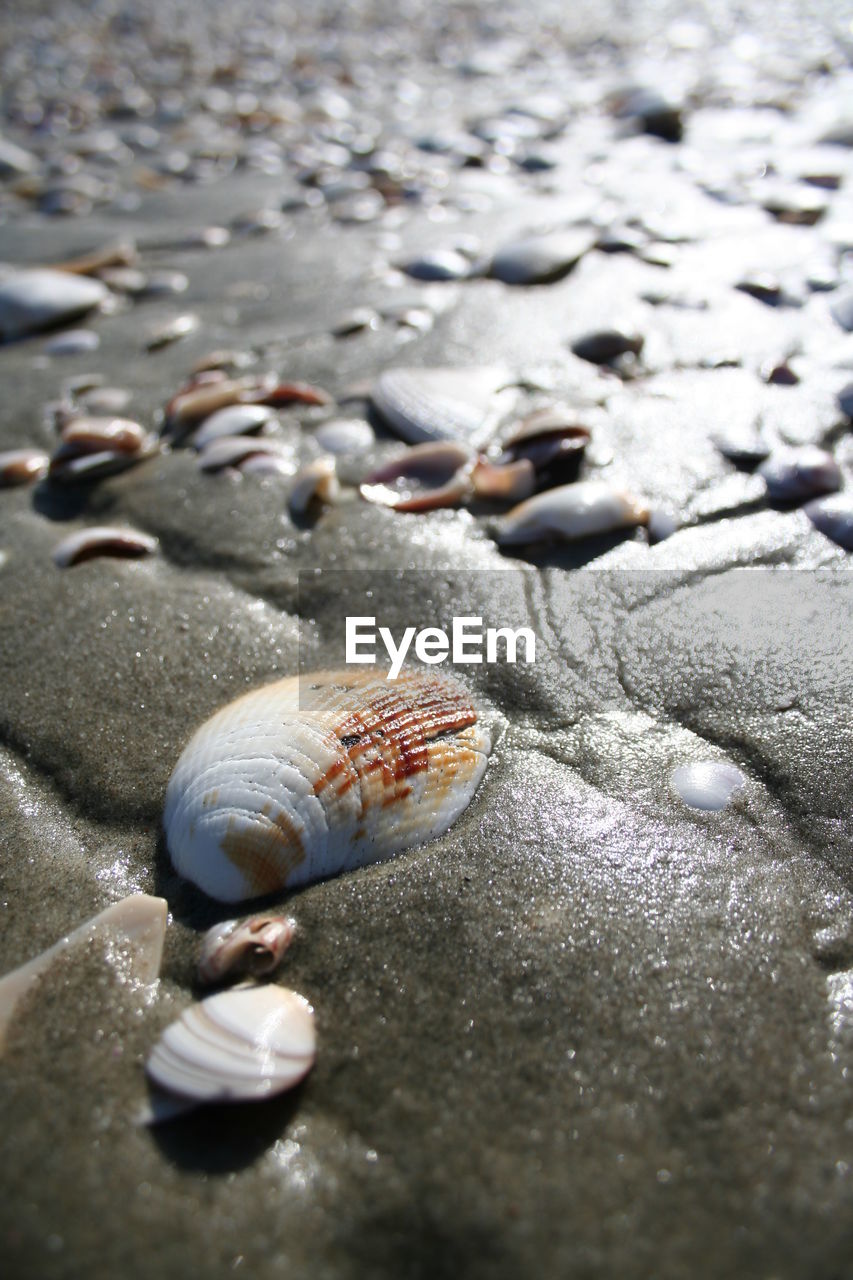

{"left": 495, "top": 481, "right": 649, "bottom": 545}
{"left": 0, "top": 269, "right": 108, "bottom": 341}
{"left": 164, "top": 669, "right": 494, "bottom": 903}
{"left": 146, "top": 983, "right": 315, "bottom": 1103}
{"left": 371, "top": 366, "right": 512, "bottom": 447}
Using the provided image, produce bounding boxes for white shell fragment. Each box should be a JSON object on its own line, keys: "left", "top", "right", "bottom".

{"left": 53, "top": 525, "right": 159, "bottom": 567}
{"left": 805, "top": 493, "right": 853, "bottom": 550}
{"left": 671, "top": 761, "right": 746, "bottom": 811}
{"left": 191, "top": 403, "right": 275, "bottom": 448}
{"left": 495, "top": 481, "right": 649, "bottom": 545}
{"left": 198, "top": 915, "right": 296, "bottom": 986}
{"left": 288, "top": 456, "right": 339, "bottom": 517}
{"left": 0, "top": 269, "right": 108, "bottom": 341}
{"left": 146, "top": 983, "right": 315, "bottom": 1103}
{"left": 146, "top": 313, "right": 199, "bottom": 351}
{"left": 371, "top": 366, "right": 512, "bottom": 447}
{"left": 0, "top": 894, "right": 167, "bottom": 1053}
{"left": 489, "top": 229, "right": 592, "bottom": 285}
{"left": 196, "top": 435, "right": 296, "bottom": 475}
{"left": 758, "top": 447, "right": 842, "bottom": 501}
{"left": 164, "top": 668, "right": 493, "bottom": 903}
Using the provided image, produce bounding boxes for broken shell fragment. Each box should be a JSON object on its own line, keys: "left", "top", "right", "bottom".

{"left": 164, "top": 668, "right": 493, "bottom": 902}
{"left": 671, "top": 761, "right": 745, "bottom": 811}
{"left": 146, "top": 983, "right": 315, "bottom": 1103}
{"left": 360, "top": 441, "right": 474, "bottom": 511}
{"left": 0, "top": 269, "right": 108, "bottom": 341}
{"left": 495, "top": 481, "right": 649, "bottom": 545}
{"left": 53, "top": 525, "right": 159, "bottom": 567}
{"left": 198, "top": 915, "right": 296, "bottom": 986}
{"left": 0, "top": 448, "right": 49, "bottom": 487}
{"left": 288, "top": 456, "right": 339, "bottom": 517}
{"left": 805, "top": 493, "right": 853, "bottom": 550}
{"left": 146, "top": 313, "right": 199, "bottom": 351}
{"left": 758, "top": 447, "right": 842, "bottom": 501}
{"left": 0, "top": 894, "right": 166, "bottom": 1053}
{"left": 470, "top": 456, "right": 536, "bottom": 503}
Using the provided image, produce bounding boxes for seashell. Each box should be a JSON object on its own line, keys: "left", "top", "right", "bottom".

{"left": 48, "top": 445, "right": 157, "bottom": 484}
{"left": 239, "top": 453, "right": 298, "bottom": 478}
{"left": 0, "top": 448, "right": 49, "bottom": 487}
{"left": 165, "top": 376, "right": 269, "bottom": 432}
{"left": 830, "top": 291, "right": 853, "bottom": 333}
{"left": 78, "top": 386, "right": 132, "bottom": 414}
{"left": 59, "top": 416, "right": 149, "bottom": 455}
{"left": 332, "top": 307, "right": 380, "bottom": 338}
{"left": 499, "top": 410, "right": 591, "bottom": 487}
{"left": 398, "top": 249, "right": 475, "bottom": 282}
{"left": 838, "top": 382, "right": 853, "bottom": 420}
{"left": 313, "top": 418, "right": 375, "bottom": 456}
{"left": 495, "top": 481, "right": 649, "bottom": 546}
{"left": 191, "top": 404, "right": 275, "bottom": 448}
{"left": 711, "top": 426, "right": 771, "bottom": 467}
{"left": 371, "top": 366, "right": 512, "bottom": 447}
{"left": 360, "top": 442, "right": 473, "bottom": 512}
{"left": 244, "top": 380, "right": 331, "bottom": 409}
{"left": 489, "top": 229, "right": 592, "bottom": 285}
{"left": 47, "top": 239, "right": 137, "bottom": 277}
{"left": 758, "top": 447, "right": 842, "bottom": 501}
{"left": 146, "top": 983, "right": 315, "bottom": 1103}
{"left": 0, "top": 894, "right": 166, "bottom": 1053}
{"left": 53, "top": 525, "right": 159, "bottom": 567}
{"left": 570, "top": 329, "right": 644, "bottom": 364}
{"left": 288, "top": 457, "right": 339, "bottom": 517}
{"left": 146, "top": 313, "right": 199, "bottom": 351}
{"left": 470, "top": 457, "right": 536, "bottom": 503}
{"left": 805, "top": 493, "right": 853, "bottom": 550}
{"left": 44, "top": 328, "right": 100, "bottom": 356}
{"left": 671, "top": 761, "right": 745, "bottom": 811}
{"left": 98, "top": 267, "right": 148, "bottom": 295}
{"left": 0, "top": 269, "right": 108, "bottom": 341}
{"left": 610, "top": 87, "right": 684, "bottom": 142}
{"left": 198, "top": 915, "right": 296, "bottom": 986}
{"left": 141, "top": 270, "right": 190, "bottom": 298}
{"left": 164, "top": 668, "right": 493, "bottom": 903}
{"left": 196, "top": 435, "right": 296, "bottom": 474}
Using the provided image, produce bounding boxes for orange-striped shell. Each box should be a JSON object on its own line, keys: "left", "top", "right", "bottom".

{"left": 164, "top": 669, "right": 494, "bottom": 903}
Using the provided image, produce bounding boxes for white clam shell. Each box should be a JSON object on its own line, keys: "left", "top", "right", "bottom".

{"left": 671, "top": 761, "right": 745, "bottom": 811}
{"left": 496, "top": 481, "right": 649, "bottom": 545}
{"left": 191, "top": 403, "right": 275, "bottom": 448}
{"left": 0, "top": 269, "right": 108, "bottom": 340}
{"left": 146, "top": 983, "right": 315, "bottom": 1102}
{"left": 52, "top": 525, "right": 158, "bottom": 567}
{"left": 489, "top": 229, "right": 592, "bottom": 285}
{"left": 164, "top": 669, "right": 493, "bottom": 903}
{"left": 805, "top": 492, "right": 853, "bottom": 550}
{"left": 371, "top": 366, "right": 512, "bottom": 446}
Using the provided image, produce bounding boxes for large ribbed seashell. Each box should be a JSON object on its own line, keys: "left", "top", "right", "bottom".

{"left": 146, "top": 983, "right": 315, "bottom": 1103}
{"left": 371, "top": 367, "right": 512, "bottom": 446}
{"left": 164, "top": 669, "right": 493, "bottom": 903}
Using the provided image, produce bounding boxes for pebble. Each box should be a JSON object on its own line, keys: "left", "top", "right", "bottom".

{"left": 758, "top": 447, "right": 842, "bottom": 501}
{"left": 570, "top": 329, "right": 644, "bottom": 365}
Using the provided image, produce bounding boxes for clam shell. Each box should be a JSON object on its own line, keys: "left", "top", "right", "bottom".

{"left": 0, "top": 269, "right": 108, "bottom": 341}
{"left": 489, "top": 229, "right": 592, "bottom": 285}
{"left": 53, "top": 526, "right": 158, "bottom": 567}
{"left": 191, "top": 404, "right": 275, "bottom": 448}
{"left": 0, "top": 448, "right": 49, "bottom": 487}
{"left": 371, "top": 366, "right": 512, "bottom": 446}
{"left": 805, "top": 493, "right": 853, "bottom": 549}
{"left": 146, "top": 983, "right": 315, "bottom": 1102}
{"left": 495, "top": 481, "right": 649, "bottom": 545}
{"left": 164, "top": 669, "right": 493, "bottom": 903}
{"left": 288, "top": 457, "right": 339, "bottom": 516}
{"left": 758, "top": 447, "right": 842, "bottom": 501}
